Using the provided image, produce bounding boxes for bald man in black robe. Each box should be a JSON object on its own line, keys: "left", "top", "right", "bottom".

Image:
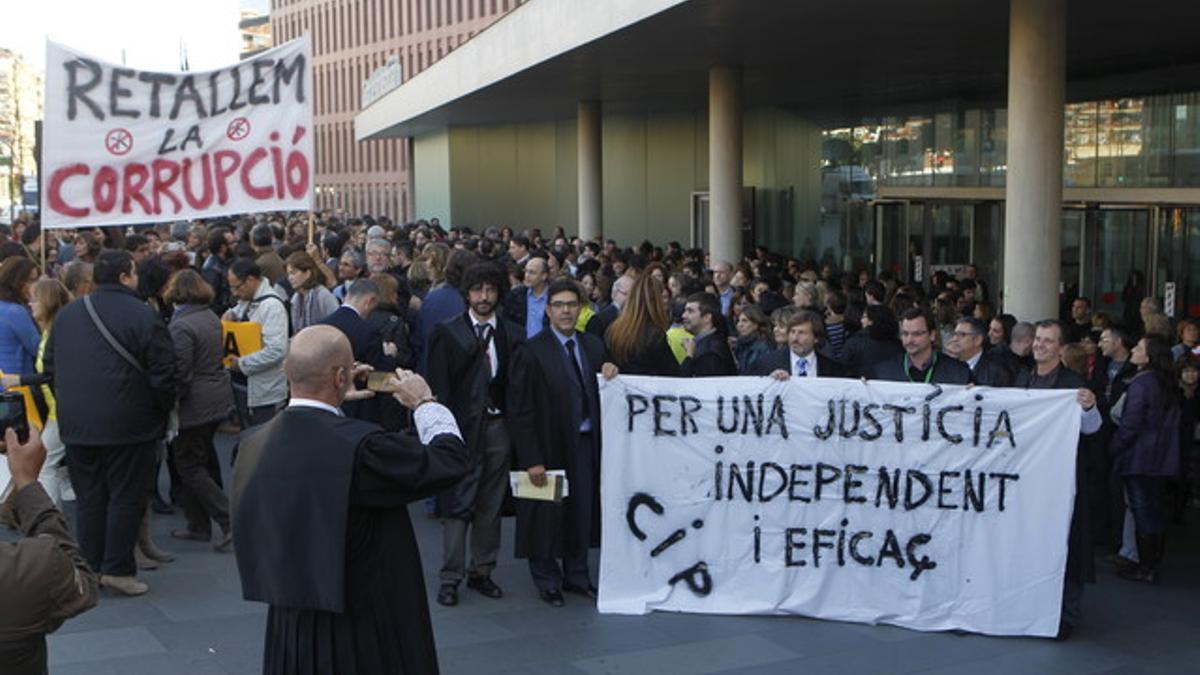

{"left": 233, "top": 326, "right": 467, "bottom": 674}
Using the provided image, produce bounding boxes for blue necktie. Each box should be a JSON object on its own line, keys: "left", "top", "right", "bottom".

{"left": 566, "top": 339, "right": 591, "bottom": 422}
{"left": 796, "top": 358, "right": 808, "bottom": 377}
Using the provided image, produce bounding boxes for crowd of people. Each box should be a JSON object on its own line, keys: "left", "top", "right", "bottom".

{"left": 1, "top": 208, "right": 1198, "bottom": 670}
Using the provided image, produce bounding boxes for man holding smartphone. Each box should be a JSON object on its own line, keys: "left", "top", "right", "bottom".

{"left": 0, "top": 426, "right": 99, "bottom": 675}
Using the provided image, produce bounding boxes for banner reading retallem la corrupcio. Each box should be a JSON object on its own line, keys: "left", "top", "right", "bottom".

{"left": 41, "top": 37, "right": 313, "bottom": 229}
{"left": 598, "top": 375, "right": 1082, "bottom": 637}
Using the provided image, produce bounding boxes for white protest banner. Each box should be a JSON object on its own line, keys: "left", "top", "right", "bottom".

{"left": 598, "top": 376, "right": 1081, "bottom": 637}
{"left": 41, "top": 37, "right": 313, "bottom": 228}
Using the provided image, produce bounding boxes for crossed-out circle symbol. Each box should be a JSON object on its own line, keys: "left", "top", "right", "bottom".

{"left": 105, "top": 128, "right": 133, "bottom": 156}
{"left": 227, "top": 117, "right": 251, "bottom": 141}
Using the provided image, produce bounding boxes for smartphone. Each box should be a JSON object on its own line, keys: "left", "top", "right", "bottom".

{"left": 366, "top": 372, "right": 401, "bottom": 392}
{"left": 0, "top": 391, "right": 30, "bottom": 451}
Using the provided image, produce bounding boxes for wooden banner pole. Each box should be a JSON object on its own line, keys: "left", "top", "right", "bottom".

{"left": 39, "top": 226, "right": 47, "bottom": 276}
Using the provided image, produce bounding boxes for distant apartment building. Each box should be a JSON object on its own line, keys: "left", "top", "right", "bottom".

{"left": 270, "top": 0, "right": 524, "bottom": 222}
{"left": 240, "top": 9, "right": 274, "bottom": 59}
{"left": 0, "top": 48, "right": 43, "bottom": 219}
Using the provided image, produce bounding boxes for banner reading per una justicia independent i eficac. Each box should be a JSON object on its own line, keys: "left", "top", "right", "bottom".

{"left": 598, "top": 375, "right": 1082, "bottom": 638}
{"left": 41, "top": 37, "right": 314, "bottom": 229}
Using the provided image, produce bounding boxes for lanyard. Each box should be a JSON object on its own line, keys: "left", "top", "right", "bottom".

{"left": 904, "top": 352, "right": 937, "bottom": 384}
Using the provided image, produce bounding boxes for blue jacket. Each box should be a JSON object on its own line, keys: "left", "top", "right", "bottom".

{"left": 0, "top": 300, "right": 39, "bottom": 377}
{"left": 414, "top": 284, "right": 465, "bottom": 375}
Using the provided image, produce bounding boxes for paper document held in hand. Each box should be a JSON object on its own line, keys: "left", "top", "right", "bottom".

{"left": 509, "top": 470, "right": 569, "bottom": 502}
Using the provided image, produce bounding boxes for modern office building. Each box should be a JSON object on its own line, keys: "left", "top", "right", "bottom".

{"left": 356, "top": 0, "right": 1200, "bottom": 320}
{"left": 270, "top": 0, "right": 525, "bottom": 223}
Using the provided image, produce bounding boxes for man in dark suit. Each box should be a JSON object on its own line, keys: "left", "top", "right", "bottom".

{"left": 232, "top": 326, "right": 467, "bottom": 674}
{"left": 319, "top": 279, "right": 382, "bottom": 366}
{"left": 508, "top": 279, "right": 617, "bottom": 607}
{"left": 751, "top": 310, "right": 846, "bottom": 379}
{"left": 680, "top": 292, "right": 737, "bottom": 376}
{"left": 868, "top": 307, "right": 971, "bottom": 384}
{"left": 318, "top": 279, "right": 385, "bottom": 421}
{"left": 425, "top": 263, "right": 524, "bottom": 607}
{"left": 947, "top": 317, "right": 1013, "bottom": 387}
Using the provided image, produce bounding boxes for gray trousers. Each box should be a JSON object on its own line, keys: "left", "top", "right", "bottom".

{"left": 440, "top": 418, "right": 510, "bottom": 584}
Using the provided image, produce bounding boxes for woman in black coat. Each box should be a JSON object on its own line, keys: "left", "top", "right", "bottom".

{"left": 733, "top": 304, "right": 773, "bottom": 375}
{"left": 604, "top": 274, "right": 681, "bottom": 377}
{"left": 843, "top": 304, "right": 904, "bottom": 378}
{"left": 165, "top": 270, "right": 235, "bottom": 550}
{"left": 1109, "top": 335, "right": 1180, "bottom": 583}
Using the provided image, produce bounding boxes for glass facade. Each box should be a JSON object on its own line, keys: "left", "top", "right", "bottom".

{"left": 824, "top": 91, "right": 1200, "bottom": 190}
{"left": 813, "top": 90, "right": 1200, "bottom": 316}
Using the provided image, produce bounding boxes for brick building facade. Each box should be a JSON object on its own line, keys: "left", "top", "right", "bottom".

{"left": 270, "top": 0, "right": 524, "bottom": 222}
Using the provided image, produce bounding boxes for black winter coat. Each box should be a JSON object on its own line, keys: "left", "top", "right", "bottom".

{"left": 842, "top": 332, "right": 904, "bottom": 378}
{"left": 970, "top": 349, "right": 1015, "bottom": 387}
{"left": 45, "top": 284, "right": 177, "bottom": 446}
{"left": 681, "top": 331, "right": 737, "bottom": 377}
{"left": 426, "top": 313, "right": 524, "bottom": 518}
{"left": 867, "top": 352, "right": 971, "bottom": 385}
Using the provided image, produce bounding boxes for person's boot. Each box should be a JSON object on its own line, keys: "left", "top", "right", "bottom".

{"left": 138, "top": 507, "right": 175, "bottom": 563}
{"left": 1148, "top": 534, "right": 1166, "bottom": 583}
{"left": 101, "top": 574, "right": 149, "bottom": 596}
{"left": 1134, "top": 534, "right": 1159, "bottom": 584}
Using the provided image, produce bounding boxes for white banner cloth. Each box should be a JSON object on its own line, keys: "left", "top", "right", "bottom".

{"left": 42, "top": 37, "right": 313, "bottom": 228}
{"left": 598, "top": 375, "right": 1081, "bottom": 637}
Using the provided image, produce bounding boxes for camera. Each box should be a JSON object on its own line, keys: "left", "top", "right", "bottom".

{"left": 0, "top": 391, "right": 30, "bottom": 452}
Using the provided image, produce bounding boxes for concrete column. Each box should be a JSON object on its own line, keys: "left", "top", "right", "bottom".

{"left": 1002, "top": 0, "right": 1066, "bottom": 321}
{"left": 708, "top": 66, "right": 743, "bottom": 265}
{"left": 577, "top": 100, "right": 603, "bottom": 241}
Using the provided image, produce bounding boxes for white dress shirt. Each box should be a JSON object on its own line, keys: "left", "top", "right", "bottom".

{"left": 471, "top": 313, "right": 499, "bottom": 379}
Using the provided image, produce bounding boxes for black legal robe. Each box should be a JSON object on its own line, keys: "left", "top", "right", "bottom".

{"left": 233, "top": 407, "right": 468, "bottom": 675}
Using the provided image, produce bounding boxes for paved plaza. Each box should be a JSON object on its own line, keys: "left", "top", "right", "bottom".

{"left": 43, "top": 434, "right": 1200, "bottom": 675}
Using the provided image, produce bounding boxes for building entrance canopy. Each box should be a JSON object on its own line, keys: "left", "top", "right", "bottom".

{"left": 357, "top": 0, "right": 1200, "bottom": 141}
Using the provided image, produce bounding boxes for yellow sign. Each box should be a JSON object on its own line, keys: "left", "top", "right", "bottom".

{"left": 0, "top": 370, "right": 44, "bottom": 431}
{"left": 221, "top": 321, "right": 264, "bottom": 368}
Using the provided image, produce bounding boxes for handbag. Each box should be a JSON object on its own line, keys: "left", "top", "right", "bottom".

{"left": 83, "top": 295, "right": 144, "bottom": 374}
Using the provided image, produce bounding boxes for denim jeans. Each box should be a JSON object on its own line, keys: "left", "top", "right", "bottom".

{"left": 1124, "top": 476, "right": 1167, "bottom": 536}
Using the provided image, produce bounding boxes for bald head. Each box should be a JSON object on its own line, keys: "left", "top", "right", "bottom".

{"left": 286, "top": 326, "right": 354, "bottom": 397}
{"left": 523, "top": 256, "right": 549, "bottom": 293}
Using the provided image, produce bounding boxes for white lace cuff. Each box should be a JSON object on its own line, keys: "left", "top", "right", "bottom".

{"left": 413, "top": 402, "right": 463, "bottom": 444}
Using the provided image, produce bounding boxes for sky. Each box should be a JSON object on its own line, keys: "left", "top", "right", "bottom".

{"left": 1, "top": 0, "right": 252, "bottom": 72}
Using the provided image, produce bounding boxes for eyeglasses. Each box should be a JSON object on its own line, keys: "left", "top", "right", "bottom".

{"left": 548, "top": 300, "right": 580, "bottom": 309}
